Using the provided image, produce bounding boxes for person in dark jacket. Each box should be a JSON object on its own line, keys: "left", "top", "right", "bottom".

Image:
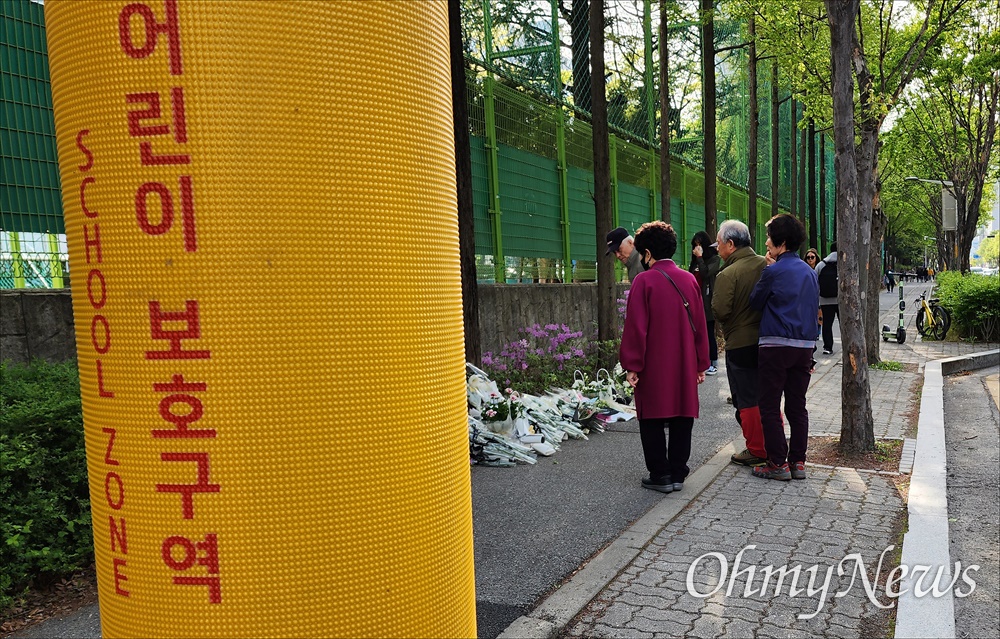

{"left": 749, "top": 214, "right": 819, "bottom": 481}
{"left": 689, "top": 231, "right": 721, "bottom": 375}
{"left": 620, "top": 221, "right": 709, "bottom": 494}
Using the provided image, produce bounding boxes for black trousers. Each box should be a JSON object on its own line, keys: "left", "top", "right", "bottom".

{"left": 821, "top": 304, "right": 839, "bottom": 351}
{"left": 638, "top": 417, "right": 694, "bottom": 483}
{"left": 758, "top": 346, "right": 813, "bottom": 466}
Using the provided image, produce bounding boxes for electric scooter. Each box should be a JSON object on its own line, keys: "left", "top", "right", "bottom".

{"left": 882, "top": 283, "right": 906, "bottom": 343}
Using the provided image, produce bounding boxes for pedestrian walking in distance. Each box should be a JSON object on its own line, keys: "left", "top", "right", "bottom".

{"left": 815, "top": 242, "right": 839, "bottom": 354}
{"left": 620, "top": 221, "right": 709, "bottom": 494}
{"left": 749, "top": 214, "right": 820, "bottom": 481}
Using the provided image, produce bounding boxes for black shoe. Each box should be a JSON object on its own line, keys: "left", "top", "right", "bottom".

{"left": 822, "top": 348, "right": 833, "bottom": 355}
{"left": 641, "top": 476, "right": 673, "bottom": 493}
{"left": 671, "top": 482, "right": 684, "bottom": 492}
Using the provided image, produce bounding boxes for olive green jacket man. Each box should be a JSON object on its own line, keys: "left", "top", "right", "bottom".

{"left": 712, "top": 246, "right": 766, "bottom": 351}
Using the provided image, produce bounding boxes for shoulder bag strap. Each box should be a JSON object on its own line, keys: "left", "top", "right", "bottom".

{"left": 655, "top": 268, "right": 697, "bottom": 334}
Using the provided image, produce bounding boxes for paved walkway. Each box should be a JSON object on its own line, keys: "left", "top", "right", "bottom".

{"left": 552, "top": 283, "right": 999, "bottom": 638}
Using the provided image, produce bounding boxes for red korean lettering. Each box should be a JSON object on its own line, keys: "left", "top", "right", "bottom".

{"left": 156, "top": 452, "right": 220, "bottom": 519}
{"left": 126, "top": 90, "right": 190, "bottom": 165}
{"left": 145, "top": 300, "right": 211, "bottom": 360}
{"left": 152, "top": 374, "right": 214, "bottom": 439}
{"left": 119, "top": 0, "right": 182, "bottom": 75}
{"left": 161, "top": 533, "right": 219, "bottom": 573}
{"left": 134, "top": 176, "right": 197, "bottom": 251}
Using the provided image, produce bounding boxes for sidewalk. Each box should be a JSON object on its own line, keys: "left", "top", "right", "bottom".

{"left": 505, "top": 283, "right": 999, "bottom": 639}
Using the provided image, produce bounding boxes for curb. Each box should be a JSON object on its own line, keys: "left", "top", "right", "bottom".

{"left": 893, "top": 349, "right": 997, "bottom": 638}
{"left": 938, "top": 348, "right": 1000, "bottom": 376}
{"left": 497, "top": 440, "right": 740, "bottom": 639}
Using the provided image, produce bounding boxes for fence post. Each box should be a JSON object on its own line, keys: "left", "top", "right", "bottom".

{"left": 610, "top": 138, "right": 622, "bottom": 281}
{"left": 679, "top": 165, "right": 688, "bottom": 267}
{"left": 551, "top": 0, "right": 571, "bottom": 282}
{"left": 482, "top": 2, "right": 505, "bottom": 283}
{"left": 9, "top": 231, "right": 26, "bottom": 289}
{"left": 644, "top": 0, "right": 657, "bottom": 222}
{"left": 48, "top": 233, "right": 64, "bottom": 288}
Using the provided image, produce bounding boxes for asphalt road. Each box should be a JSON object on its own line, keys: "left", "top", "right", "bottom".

{"left": 472, "top": 371, "right": 739, "bottom": 638}
{"left": 943, "top": 369, "right": 1000, "bottom": 639}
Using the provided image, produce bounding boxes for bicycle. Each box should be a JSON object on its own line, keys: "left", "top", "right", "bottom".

{"left": 915, "top": 291, "right": 951, "bottom": 341}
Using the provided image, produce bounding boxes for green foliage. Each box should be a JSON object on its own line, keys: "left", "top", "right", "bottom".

{"left": 935, "top": 271, "right": 1000, "bottom": 342}
{"left": 870, "top": 360, "right": 904, "bottom": 372}
{"left": 1, "top": 360, "right": 91, "bottom": 610}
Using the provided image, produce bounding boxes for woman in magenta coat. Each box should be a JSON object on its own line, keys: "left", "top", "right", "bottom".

{"left": 619, "top": 221, "right": 710, "bottom": 494}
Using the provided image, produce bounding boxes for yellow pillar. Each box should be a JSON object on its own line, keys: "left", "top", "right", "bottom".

{"left": 45, "top": 1, "right": 475, "bottom": 636}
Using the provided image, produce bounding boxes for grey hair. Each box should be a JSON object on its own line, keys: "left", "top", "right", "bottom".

{"left": 718, "top": 219, "right": 752, "bottom": 248}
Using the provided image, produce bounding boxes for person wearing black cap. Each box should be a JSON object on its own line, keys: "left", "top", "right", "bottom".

{"left": 606, "top": 226, "right": 643, "bottom": 282}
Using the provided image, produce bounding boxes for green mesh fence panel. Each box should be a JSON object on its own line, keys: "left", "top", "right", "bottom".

{"left": 497, "top": 144, "right": 561, "bottom": 258}
{"left": 618, "top": 183, "right": 649, "bottom": 235}
{"left": 1, "top": 0, "right": 63, "bottom": 236}
{"left": 470, "top": 136, "right": 493, "bottom": 257}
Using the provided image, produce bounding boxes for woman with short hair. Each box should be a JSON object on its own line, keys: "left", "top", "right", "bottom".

{"left": 620, "top": 221, "right": 709, "bottom": 493}
{"left": 748, "top": 215, "right": 820, "bottom": 481}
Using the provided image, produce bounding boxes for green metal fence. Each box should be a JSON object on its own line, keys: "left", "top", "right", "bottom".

{"left": 2, "top": 0, "right": 836, "bottom": 288}
{"left": 464, "top": 0, "right": 836, "bottom": 283}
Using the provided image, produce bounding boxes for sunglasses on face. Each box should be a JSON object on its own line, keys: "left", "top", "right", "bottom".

{"left": 806, "top": 254, "right": 818, "bottom": 260}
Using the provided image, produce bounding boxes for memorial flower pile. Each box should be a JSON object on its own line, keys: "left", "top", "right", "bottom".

{"left": 467, "top": 363, "right": 634, "bottom": 467}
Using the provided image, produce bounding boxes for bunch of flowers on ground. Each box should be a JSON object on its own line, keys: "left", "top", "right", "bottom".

{"left": 467, "top": 363, "right": 635, "bottom": 467}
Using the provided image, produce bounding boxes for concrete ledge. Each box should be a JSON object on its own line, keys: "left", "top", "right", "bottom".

{"left": 939, "top": 348, "right": 1000, "bottom": 376}
{"left": 498, "top": 440, "right": 739, "bottom": 639}
{"left": 894, "top": 360, "right": 956, "bottom": 638}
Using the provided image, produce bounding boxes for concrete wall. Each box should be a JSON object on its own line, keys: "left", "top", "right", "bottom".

{"left": 478, "top": 283, "right": 629, "bottom": 355}
{"left": 1, "top": 289, "right": 77, "bottom": 364}
{"left": 1, "top": 285, "right": 628, "bottom": 365}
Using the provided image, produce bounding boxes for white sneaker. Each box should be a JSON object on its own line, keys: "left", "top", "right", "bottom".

{"left": 706, "top": 365, "right": 718, "bottom": 376}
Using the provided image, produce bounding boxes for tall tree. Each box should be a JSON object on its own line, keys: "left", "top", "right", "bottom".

{"left": 771, "top": 61, "right": 780, "bottom": 220}
{"left": 748, "top": 15, "right": 759, "bottom": 241}
{"left": 564, "top": 0, "right": 592, "bottom": 114}
{"left": 449, "top": 0, "right": 480, "bottom": 364}
{"left": 659, "top": 0, "right": 672, "bottom": 223}
{"left": 789, "top": 99, "right": 798, "bottom": 218}
{"left": 701, "top": 0, "right": 718, "bottom": 237}
{"left": 591, "top": 0, "right": 616, "bottom": 348}
{"left": 904, "top": 3, "right": 1000, "bottom": 273}
{"left": 808, "top": 119, "right": 818, "bottom": 249}
{"left": 826, "top": 0, "right": 874, "bottom": 455}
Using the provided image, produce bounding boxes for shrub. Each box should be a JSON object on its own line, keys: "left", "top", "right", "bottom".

{"left": 480, "top": 323, "right": 620, "bottom": 394}
{"left": 935, "top": 271, "right": 1000, "bottom": 342}
{"left": 1, "top": 360, "right": 92, "bottom": 610}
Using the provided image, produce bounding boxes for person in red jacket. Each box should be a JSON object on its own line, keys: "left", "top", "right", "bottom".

{"left": 619, "top": 221, "right": 710, "bottom": 494}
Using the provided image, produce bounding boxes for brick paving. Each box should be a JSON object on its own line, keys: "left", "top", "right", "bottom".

{"left": 559, "top": 281, "right": 998, "bottom": 639}
{"left": 564, "top": 466, "right": 904, "bottom": 639}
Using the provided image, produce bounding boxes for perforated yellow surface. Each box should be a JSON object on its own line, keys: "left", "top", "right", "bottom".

{"left": 45, "top": 1, "right": 476, "bottom": 636}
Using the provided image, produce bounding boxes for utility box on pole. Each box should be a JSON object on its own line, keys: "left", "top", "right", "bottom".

{"left": 942, "top": 188, "right": 958, "bottom": 231}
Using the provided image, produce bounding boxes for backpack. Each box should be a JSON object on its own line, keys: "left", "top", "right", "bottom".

{"left": 818, "top": 258, "right": 838, "bottom": 298}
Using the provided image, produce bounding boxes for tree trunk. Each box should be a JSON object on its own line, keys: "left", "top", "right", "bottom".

{"left": 799, "top": 122, "right": 808, "bottom": 237}
{"left": 571, "top": 0, "right": 592, "bottom": 115}
{"left": 819, "top": 134, "right": 827, "bottom": 252}
{"left": 590, "top": 0, "right": 616, "bottom": 349}
{"left": 659, "top": 0, "right": 671, "bottom": 223}
{"left": 701, "top": 0, "right": 717, "bottom": 237}
{"left": 771, "top": 61, "right": 779, "bottom": 219}
{"left": 449, "top": 0, "right": 481, "bottom": 365}
{"left": 866, "top": 209, "right": 886, "bottom": 365}
{"left": 748, "top": 16, "right": 758, "bottom": 243}
{"left": 808, "top": 120, "right": 817, "bottom": 250}
{"left": 826, "top": 0, "right": 874, "bottom": 456}
{"left": 789, "top": 100, "right": 797, "bottom": 218}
